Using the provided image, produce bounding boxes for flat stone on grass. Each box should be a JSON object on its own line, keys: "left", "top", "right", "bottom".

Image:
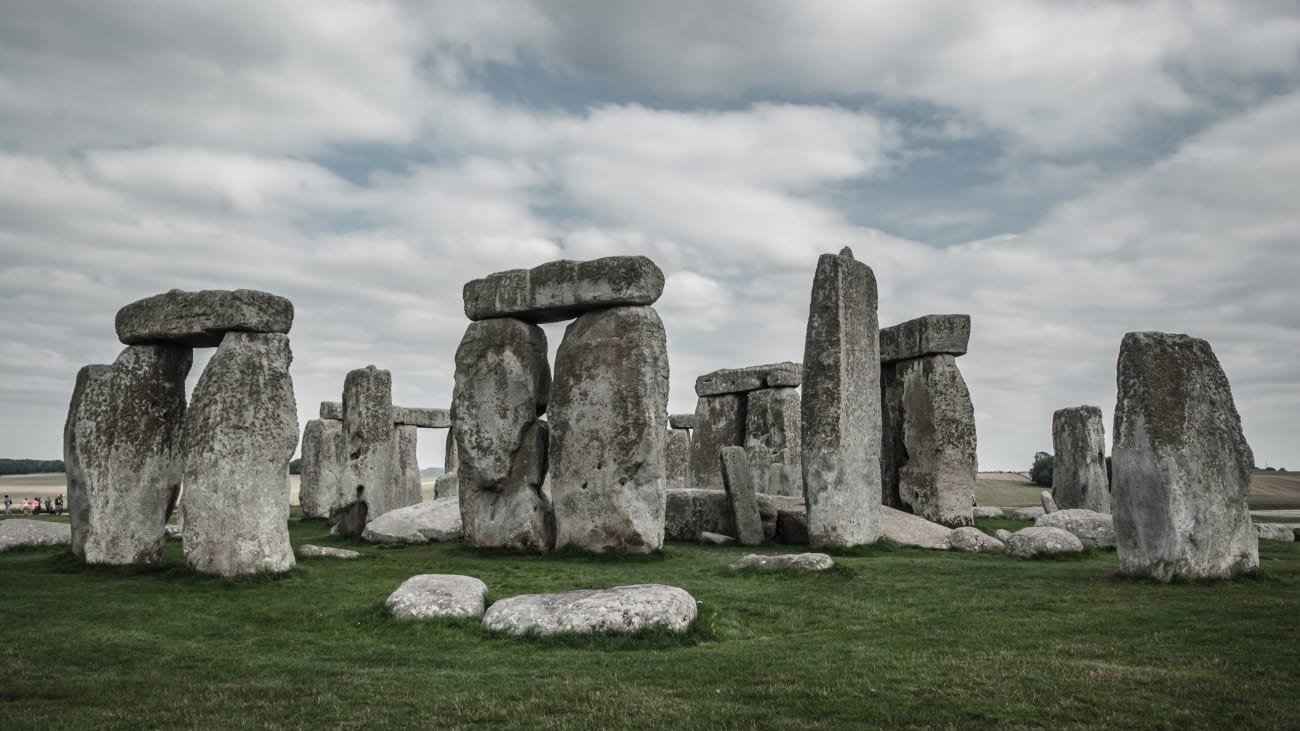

{"left": 1006, "top": 527, "right": 1084, "bottom": 558}
{"left": 973, "top": 507, "right": 1005, "bottom": 519}
{"left": 362, "top": 498, "right": 462, "bottom": 544}
{"left": 1011, "top": 506, "right": 1046, "bottom": 521}
{"left": 386, "top": 575, "right": 489, "bottom": 620}
{"left": 699, "top": 531, "right": 735, "bottom": 545}
{"left": 948, "top": 527, "right": 1005, "bottom": 553}
{"left": 1255, "top": 523, "right": 1296, "bottom": 542}
{"left": 482, "top": 584, "right": 697, "bottom": 636}
{"left": 0, "top": 520, "right": 72, "bottom": 552}
{"left": 729, "top": 553, "right": 835, "bottom": 571}
{"left": 299, "top": 544, "right": 361, "bottom": 559}
{"left": 1036, "top": 509, "right": 1116, "bottom": 549}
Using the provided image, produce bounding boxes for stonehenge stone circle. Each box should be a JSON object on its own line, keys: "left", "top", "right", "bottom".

{"left": 801, "top": 247, "right": 882, "bottom": 547}
{"left": 1112, "top": 332, "right": 1258, "bottom": 581}
{"left": 299, "top": 418, "right": 344, "bottom": 519}
{"left": 463, "top": 256, "right": 665, "bottom": 324}
{"left": 181, "top": 332, "right": 298, "bottom": 577}
{"left": 719, "top": 446, "right": 763, "bottom": 546}
{"left": 879, "top": 314, "right": 970, "bottom": 365}
{"left": 319, "top": 400, "right": 344, "bottom": 420}
{"left": 745, "top": 387, "right": 802, "bottom": 498}
{"left": 1051, "top": 406, "right": 1110, "bottom": 513}
{"left": 62, "top": 363, "right": 111, "bottom": 558}
{"left": 688, "top": 394, "right": 746, "bottom": 492}
{"left": 695, "top": 362, "right": 801, "bottom": 397}
{"left": 665, "top": 429, "right": 691, "bottom": 491}
{"left": 482, "top": 584, "right": 697, "bottom": 636}
{"left": 115, "top": 288, "right": 293, "bottom": 347}
{"left": 332, "top": 366, "right": 397, "bottom": 537}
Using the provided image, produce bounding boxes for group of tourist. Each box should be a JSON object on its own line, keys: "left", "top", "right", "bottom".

{"left": 2, "top": 494, "right": 63, "bottom": 516}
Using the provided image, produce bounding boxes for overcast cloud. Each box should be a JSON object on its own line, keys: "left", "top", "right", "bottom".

{"left": 1, "top": 1, "right": 1297, "bottom": 470}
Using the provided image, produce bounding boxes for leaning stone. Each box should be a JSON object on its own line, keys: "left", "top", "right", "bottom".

{"left": 695, "top": 362, "right": 802, "bottom": 397}
{"left": 699, "top": 531, "right": 735, "bottom": 545}
{"left": 463, "top": 256, "right": 665, "bottom": 323}
{"left": 550, "top": 307, "right": 669, "bottom": 553}
{"left": 1006, "top": 527, "right": 1085, "bottom": 558}
{"left": 482, "top": 584, "right": 697, "bottom": 636}
{"left": 299, "top": 544, "right": 361, "bottom": 559}
{"left": 1041, "top": 491, "right": 1059, "bottom": 514}
{"left": 1036, "top": 509, "right": 1115, "bottom": 549}
{"left": 299, "top": 419, "right": 344, "bottom": 519}
{"left": 434, "top": 473, "right": 459, "bottom": 500}
{"left": 973, "top": 507, "right": 1005, "bottom": 519}
{"left": 1052, "top": 406, "right": 1110, "bottom": 513}
{"left": 62, "top": 362, "right": 111, "bottom": 558}
{"left": 728, "top": 553, "right": 835, "bottom": 571}
{"left": 392, "top": 406, "right": 450, "bottom": 428}
{"left": 319, "top": 401, "right": 343, "bottom": 421}
{"left": 688, "top": 394, "right": 745, "bottom": 492}
{"left": 745, "top": 387, "right": 801, "bottom": 498}
{"left": 362, "top": 498, "right": 462, "bottom": 544}
{"left": 882, "top": 505, "right": 953, "bottom": 550}
{"left": 668, "top": 413, "right": 696, "bottom": 430}
{"left": 1112, "top": 332, "right": 1258, "bottom": 581}
{"left": 331, "top": 366, "right": 396, "bottom": 537}
{"left": 720, "top": 446, "right": 763, "bottom": 546}
{"left": 0, "top": 520, "right": 72, "bottom": 552}
{"left": 182, "top": 332, "right": 297, "bottom": 577}
{"left": 386, "top": 574, "right": 489, "bottom": 620}
{"left": 664, "top": 489, "right": 791, "bottom": 542}
{"left": 879, "top": 314, "right": 970, "bottom": 365}
{"left": 1011, "top": 506, "right": 1046, "bottom": 521}
{"left": 390, "top": 425, "right": 423, "bottom": 511}
{"left": 802, "top": 248, "right": 882, "bottom": 547}
{"left": 994, "top": 529, "right": 1013, "bottom": 543}
{"left": 115, "top": 288, "right": 293, "bottom": 347}
{"left": 948, "top": 526, "right": 1005, "bottom": 553}
{"left": 665, "top": 429, "right": 691, "bottom": 491}
{"left": 1255, "top": 523, "right": 1296, "bottom": 542}
{"left": 444, "top": 424, "right": 459, "bottom": 474}
{"left": 69, "top": 345, "right": 190, "bottom": 564}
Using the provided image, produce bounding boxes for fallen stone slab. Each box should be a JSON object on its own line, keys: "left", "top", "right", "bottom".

{"left": 948, "top": 526, "right": 1004, "bottom": 553}
{"left": 882, "top": 505, "right": 953, "bottom": 550}
{"left": 973, "top": 507, "right": 1005, "bottom": 519}
{"left": 668, "top": 413, "right": 696, "bottom": 430}
{"left": 319, "top": 401, "right": 344, "bottom": 421}
{"left": 361, "top": 498, "right": 463, "bottom": 544}
{"left": 1011, "top": 507, "right": 1046, "bottom": 521}
{"left": 1036, "top": 509, "right": 1116, "bottom": 549}
{"left": 392, "top": 406, "right": 450, "bottom": 428}
{"left": 299, "top": 544, "right": 361, "bottom": 559}
{"left": 729, "top": 553, "right": 835, "bottom": 571}
{"left": 482, "top": 584, "right": 697, "bottom": 636}
{"left": 0, "top": 520, "right": 72, "bottom": 552}
{"left": 1255, "top": 523, "right": 1296, "bottom": 542}
{"left": 699, "top": 531, "right": 735, "bottom": 545}
{"left": 994, "top": 529, "right": 1013, "bottom": 543}
{"left": 115, "top": 288, "right": 293, "bottom": 347}
{"left": 695, "top": 362, "right": 802, "bottom": 397}
{"left": 879, "top": 314, "right": 970, "bottom": 365}
{"left": 387, "top": 574, "right": 489, "bottom": 620}
{"left": 1006, "top": 526, "right": 1084, "bottom": 558}
{"left": 464, "top": 256, "right": 665, "bottom": 323}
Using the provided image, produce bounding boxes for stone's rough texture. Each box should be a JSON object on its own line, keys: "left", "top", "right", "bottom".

{"left": 463, "top": 256, "right": 665, "bottom": 323}
{"left": 1255, "top": 524, "right": 1296, "bottom": 542}
{"left": 115, "top": 288, "right": 293, "bottom": 347}
{"left": 699, "top": 531, "right": 735, "bottom": 545}
{"left": 434, "top": 473, "right": 459, "bottom": 499}
{"left": 482, "top": 584, "right": 697, "bottom": 636}
{"left": 444, "top": 428, "right": 459, "bottom": 474}
{"left": 182, "top": 333, "right": 298, "bottom": 577}
{"left": 1112, "top": 332, "right": 1258, "bottom": 581}
{"left": 392, "top": 406, "right": 450, "bottom": 428}
{"left": 881, "top": 355, "right": 977, "bottom": 527}
{"left": 69, "top": 345, "right": 190, "bottom": 564}
{"left": 994, "top": 529, "right": 1013, "bottom": 543}
{"left": 0, "top": 520, "right": 72, "bottom": 552}
{"left": 1036, "top": 509, "right": 1116, "bottom": 549}
{"left": 695, "top": 362, "right": 802, "bottom": 397}
{"left": 949, "top": 527, "right": 1005, "bottom": 553}
{"left": 668, "top": 413, "right": 696, "bottom": 430}
{"left": 1041, "top": 491, "right": 1059, "bottom": 514}
{"left": 802, "top": 251, "right": 882, "bottom": 547}
{"left": 882, "top": 505, "right": 954, "bottom": 550}
{"left": 62, "top": 363, "right": 112, "bottom": 558}
{"left": 362, "top": 498, "right": 463, "bottom": 544}
{"left": 332, "top": 366, "right": 396, "bottom": 537}
{"left": 1006, "top": 527, "right": 1085, "bottom": 558}
{"left": 689, "top": 395, "right": 745, "bottom": 492}
{"left": 879, "top": 314, "right": 971, "bottom": 364}
{"left": 729, "top": 553, "right": 835, "bottom": 571}
{"left": 453, "top": 319, "right": 554, "bottom": 550}
{"left": 319, "top": 401, "right": 343, "bottom": 421}
{"left": 386, "top": 575, "right": 488, "bottom": 620}
{"left": 391, "top": 425, "right": 423, "bottom": 510}
{"left": 664, "top": 489, "right": 792, "bottom": 542}
{"left": 745, "top": 388, "right": 802, "bottom": 498}
{"left": 973, "top": 507, "right": 1005, "bottom": 519}
{"left": 550, "top": 307, "right": 669, "bottom": 553}
{"left": 1011, "top": 507, "right": 1046, "bottom": 521}
{"left": 299, "top": 544, "right": 360, "bottom": 559}
{"left": 1052, "top": 406, "right": 1111, "bottom": 513}
{"left": 665, "top": 429, "right": 691, "bottom": 490}
{"left": 720, "top": 446, "right": 763, "bottom": 546}
{"left": 299, "top": 419, "right": 344, "bottom": 519}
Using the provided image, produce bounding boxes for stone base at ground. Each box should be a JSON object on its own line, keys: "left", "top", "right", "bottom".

{"left": 386, "top": 574, "right": 489, "bottom": 620}
{"left": 362, "top": 498, "right": 463, "bottom": 544}
{"left": 481, "top": 584, "right": 696, "bottom": 636}
{"left": 0, "top": 520, "right": 72, "bottom": 552}
{"left": 1006, "top": 527, "right": 1084, "bottom": 558}
{"left": 728, "top": 553, "right": 835, "bottom": 571}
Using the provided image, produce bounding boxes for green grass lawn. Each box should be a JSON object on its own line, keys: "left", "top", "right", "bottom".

{"left": 2, "top": 516, "right": 1298, "bottom": 730}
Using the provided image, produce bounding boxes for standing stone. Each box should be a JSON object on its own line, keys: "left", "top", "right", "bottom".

{"left": 666, "top": 429, "right": 691, "bottom": 491}
{"left": 182, "top": 333, "right": 297, "bottom": 576}
{"left": 444, "top": 427, "right": 460, "bottom": 475}
{"left": 720, "top": 446, "right": 763, "bottom": 546}
{"left": 1112, "top": 332, "right": 1258, "bottom": 581}
{"left": 1052, "top": 406, "right": 1110, "bottom": 513}
{"left": 688, "top": 394, "right": 745, "bottom": 492}
{"left": 1040, "top": 491, "right": 1059, "bottom": 514}
{"left": 550, "top": 306, "right": 669, "bottom": 553}
{"left": 329, "top": 367, "right": 396, "bottom": 537}
{"left": 453, "top": 318, "right": 554, "bottom": 550}
{"left": 299, "top": 418, "right": 344, "bottom": 519}
{"left": 463, "top": 256, "right": 665, "bottom": 323}
{"left": 745, "top": 388, "right": 802, "bottom": 497}
{"left": 391, "top": 424, "right": 422, "bottom": 507}
{"left": 115, "top": 288, "right": 293, "bottom": 347}
{"left": 67, "top": 346, "right": 190, "bottom": 564}
{"left": 801, "top": 248, "right": 882, "bottom": 547}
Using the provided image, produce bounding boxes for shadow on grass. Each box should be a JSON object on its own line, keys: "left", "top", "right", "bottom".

{"left": 46, "top": 549, "right": 305, "bottom": 585}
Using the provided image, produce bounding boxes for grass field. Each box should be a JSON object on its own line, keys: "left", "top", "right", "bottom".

{"left": 1, "top": 515, "right": 1297, "bottom": 729}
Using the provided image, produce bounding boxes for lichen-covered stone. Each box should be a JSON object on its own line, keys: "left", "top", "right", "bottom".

{"left": 434, "top": 473, "right": 459, "bottom": 499}
{"left": 115, "top": 288, "right": 293, "bottom": 347}
{"left": 392, "top": 406, "right": 450, "bottom": 428}
{"left": 319, "top": 401, "right": 343, "bottom": 421}
{"left": 729, "top": 553, "right": 834, "bottom": 571}
{"left": 949, "top": 526, "right": 1005, "bottom": 553}
{"left": 745, "top": 388, "right": 801, "bottom": 498}
{"left": 63, "top": 363, "right": 111, "bottom": 558}
{"left": 1052, "top": 406, "right": 1111, "bottom": 513}
{"left": 331, "top": 366, "right": 396, "bottom": 537}
{"left": 482, "top": 584, "right": 696, "bottom": 636}
{"left": 463, "top": 256, "right": 665, "bottom": 323}
{"left": 665, "top": 429, "right": 691, "bottom": 491}
{"left": 362, "top": 497, "right": 462, "bottom": 544}
{"left": 299, "top": 419, "right": 344, "bottom": 519}
{"left": 664, "top": 489, "right": 790, "bottom": 542}
{"left": 1006, "top": 526, "right": 1085, "bottom": 558}
{"left": 688, "top": 394, "right": 745, "bottom": 492}
{"left": 879, "top": 314, "right": 970, "bottom": 364}
{"left": 882, "top": 505, "right": 953, "bottom": 549}
{"left": 695, "top": 362, "right": 802, "bottom": 397}
{"left": 1011, "top": 506, "right": 1046, "bottom": 521}
{"left": 1036, "top": 509, "right": 1115, "bottom": 549}
{"left": 720, "top": 446, "right": 762, "bottom": 546}
{"left": 444, "top": 426, "right": 459, "bottom": 474}
{"left": 668, "top": 413, "right": 696, "bottom": 430}
{"left": 699, "top": 531, "right": 735, "bottom": 545}
{"left": 1255, "top": 523, "right": 1296, "bottom": 542}
{"left": 386, "top": 574, "right": 488, "bottom": 620}
{"left": 0, "top": 520, "right": 72, "bottom": 552}
{"left": 391, "top": 425, "right": 422, "bottom": 510}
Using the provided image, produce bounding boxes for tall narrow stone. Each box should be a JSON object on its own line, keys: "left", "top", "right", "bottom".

{"left": 550, "top": 306, "right": 669, "bottom": 553}
{"left": 1052, "top": 406, "right": 1110, "bottom": 513}
{"left": 666, "top": 429, "right": 691, "bottom": 491}
{"left": 444, "top": 427, "right": 459, "bottom": 474}
{"left": 720, "top": 446, "right": 763, "bottom": 546}
{"left": 182, "top": 332, "right": 297, "bottom": 576}
{"left": 332, "top": 366, "right": 396, "bottom": 537}
{"left": 801, "top": 248, "right": 881, "bottom": 547}
{"left": 1112, "top": 332, "right": 1257, "bottom": 581}
{"left": 688, "top": 395, "right": 745, "bottom": 491}
{"left": 299, "top": 418, "right": 345, "bottom": 519}
{"left": 745, "top": 388, "right": 802, "bottom": 497}
{"left": 62, "top": 363, "right": 111, "bottom": 559}
{"left": 391, "top": 424, "right": 422, "bottom": 507}
{"left": 453, "top": 318, "right": 554, "bottom": 550}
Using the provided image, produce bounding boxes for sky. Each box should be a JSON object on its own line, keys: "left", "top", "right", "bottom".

{"left": 1, "top": 1, "right": 1298, "bottom": 471}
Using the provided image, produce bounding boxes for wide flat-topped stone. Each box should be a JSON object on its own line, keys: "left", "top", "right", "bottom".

{"left": 695, "top": 362, "right": 802, "bottom": 396}
{"left": 879, "top": 314, "right": 970, "bottom": 364}
{"left": 668, "top": 413, "right": 696, "bottom": 430}
{"left": 319, "top": 401, "right": 344, "bottom": 421}
{"left": 115, "top": 289, "right": 293, "bottom": 347}
{"left": 392, "top": 407, "right": 450, "bottom": 428}
{"left": 362, "top": 498, "right": 462, "bottom": 544}
{"left": 386, "top": 574, "right": 489, "bottom": 620}
{"left": 482, "top": 584, "right": 696, "bottom": 636}
{"left": 463, "top": 256, "right": 665, "bottom": 323}
{"left": 0, "top": 520, "right": 72, "bottom": 552}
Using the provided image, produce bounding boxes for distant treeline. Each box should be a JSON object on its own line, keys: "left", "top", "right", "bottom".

{"left": 0, "top": 459, "right": 66, "bottom": 476}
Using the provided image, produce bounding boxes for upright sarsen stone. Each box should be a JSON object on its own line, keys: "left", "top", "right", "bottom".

{"left": 1052, "top": 406, "right": 1110, "bottom": 513}
{"left": 745, "top": 387, "right": 802, "bottom": 497}
{"left": 299, "top": 418, "right": 344, "bottom": 519}
{"left": 63, "top": 363, "right": 111, "bottom": 558}
{"left": 689, "top": 395, "right": 745, "bottom": 492}
{"left": 801, "top": 248, "right": 881, "bottom": 547}
{"left": 665, "top": 429, "right": 691, "bottom": 491}
{"left": 550, "top": 307, "right": 669, "bottom": 553}
{"left": 182, "top": 333, "right": 298, "bottom": 576}
{"left": 332, "top": 366, "right": 396, "bottom": 537}
{"left": 1112, "top": 332, "right": 1257, "bottom": 582}
{"left": 391, "top": 424, "right": 423, "bottom": 508}
{"left": 720, "top": 446, "right": 763, "bottom": 546}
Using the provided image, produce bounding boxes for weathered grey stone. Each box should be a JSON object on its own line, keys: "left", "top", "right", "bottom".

{"left": 434, "top": 473, "right": 459, "bottom": 500}
{"left": 880, "top": 354, "right": 976, "bottom": 528}
{"left": 392, "top": 406, "right": 450, "bottom": 428}
{"left": 688, "top": 394, "right": 745, "bottom": 492}
{"left": 665, "top": 429, "right": 691, "bottom": 491}
{"left": 463, "top": 256, "right": 665, "bottom": 323}
{"left": 298, "top": 544, "right": 360, "bottom": 559}
{"left": 664, "top": 489, "right": 790, "bottom": 542}
{"left": 362, "top": 497, "right": 463, "bottom": 544}
{"left": 882, "top": 505, "right": 953, "bottom": 549}
{"left": 444, "top": 426, "right": 459, "bottom": 474}
{"left": 973, "top": 506, "right": 1005, "bottom": 519}
{"left": 948, "top": 526, "right": 1005, "bottom": 553}
{"left": 299, "top": 419, "right": 344, "bottom": 519}
{"left": 391, "top": 424, "right": 423, "bottom": 510}
{"left": 994, "top": 529, "right": 1013, "bottom": 543}
{"left": 695, "top": 362, "right": 802, "bottom": 397}
{"left": 1052, "top": 406, "right": 1110, "bottom": 513}
{"left": 482, "top": 584, "right": 696, "bottom": 636}
{"left": 453, "top": 319, "right": 553, "bottom": 550}
{"left": 1036, "top": 509, "right": 1115, "bottom": 548}
{"left": 879, "top": 314, "right": 970, "bottom": 365}
{"left": 63, "top": 363, "right": 111, "bottom": 558}
{"left": 728, "top": 553, "right": 835, "bottom": 571}
{"left": 668, "top": 413, "right": 696, "bottom": 430}
{"left": 1255, "top": 523, "right": 1296, "bottom": 542}
{"left": 0, "top": 520, "right": 72, "bottom": 552}
{"left": 745, "top": 388, "right": 802, "bottom": 498}
{"left": 1040, "top": 491, "right": 1059, "bottom": 514}
{"left": 182, "top": 332, "right": 297, "bottom": 577}
{"left": 802, "top": 248, "right": 882, "bottom": 547}
{"left": 68, "top": 345, "right": 190, "bottom": 564}
{"left": 1006, "top": 526, "right": 1085, "bottom": 558}
{"left": 386, "top": 574, "right": 488, "bottom": 620}
{"left": 720, "top": 446, "right": 763, "bottom": 546}
{"left": 331, "top": 366, "right": 396, "bottom": 537}
{"left": 1011, "top": 506, "right": 1046, "bottom": 521}
{"left": 319, "top": 401, "right": 343, "bottom": 421}
{"left": 699, "top": 531, "right": 735, "bottom": 545}
{"left": 115, "top": 288, "right": 293, "bottom": 347}
{"left": 1112, "top": 332, "right": 1258, "bottom": 581}
{"left": 550, "top": 307, "right": 669, "bottom": 553}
